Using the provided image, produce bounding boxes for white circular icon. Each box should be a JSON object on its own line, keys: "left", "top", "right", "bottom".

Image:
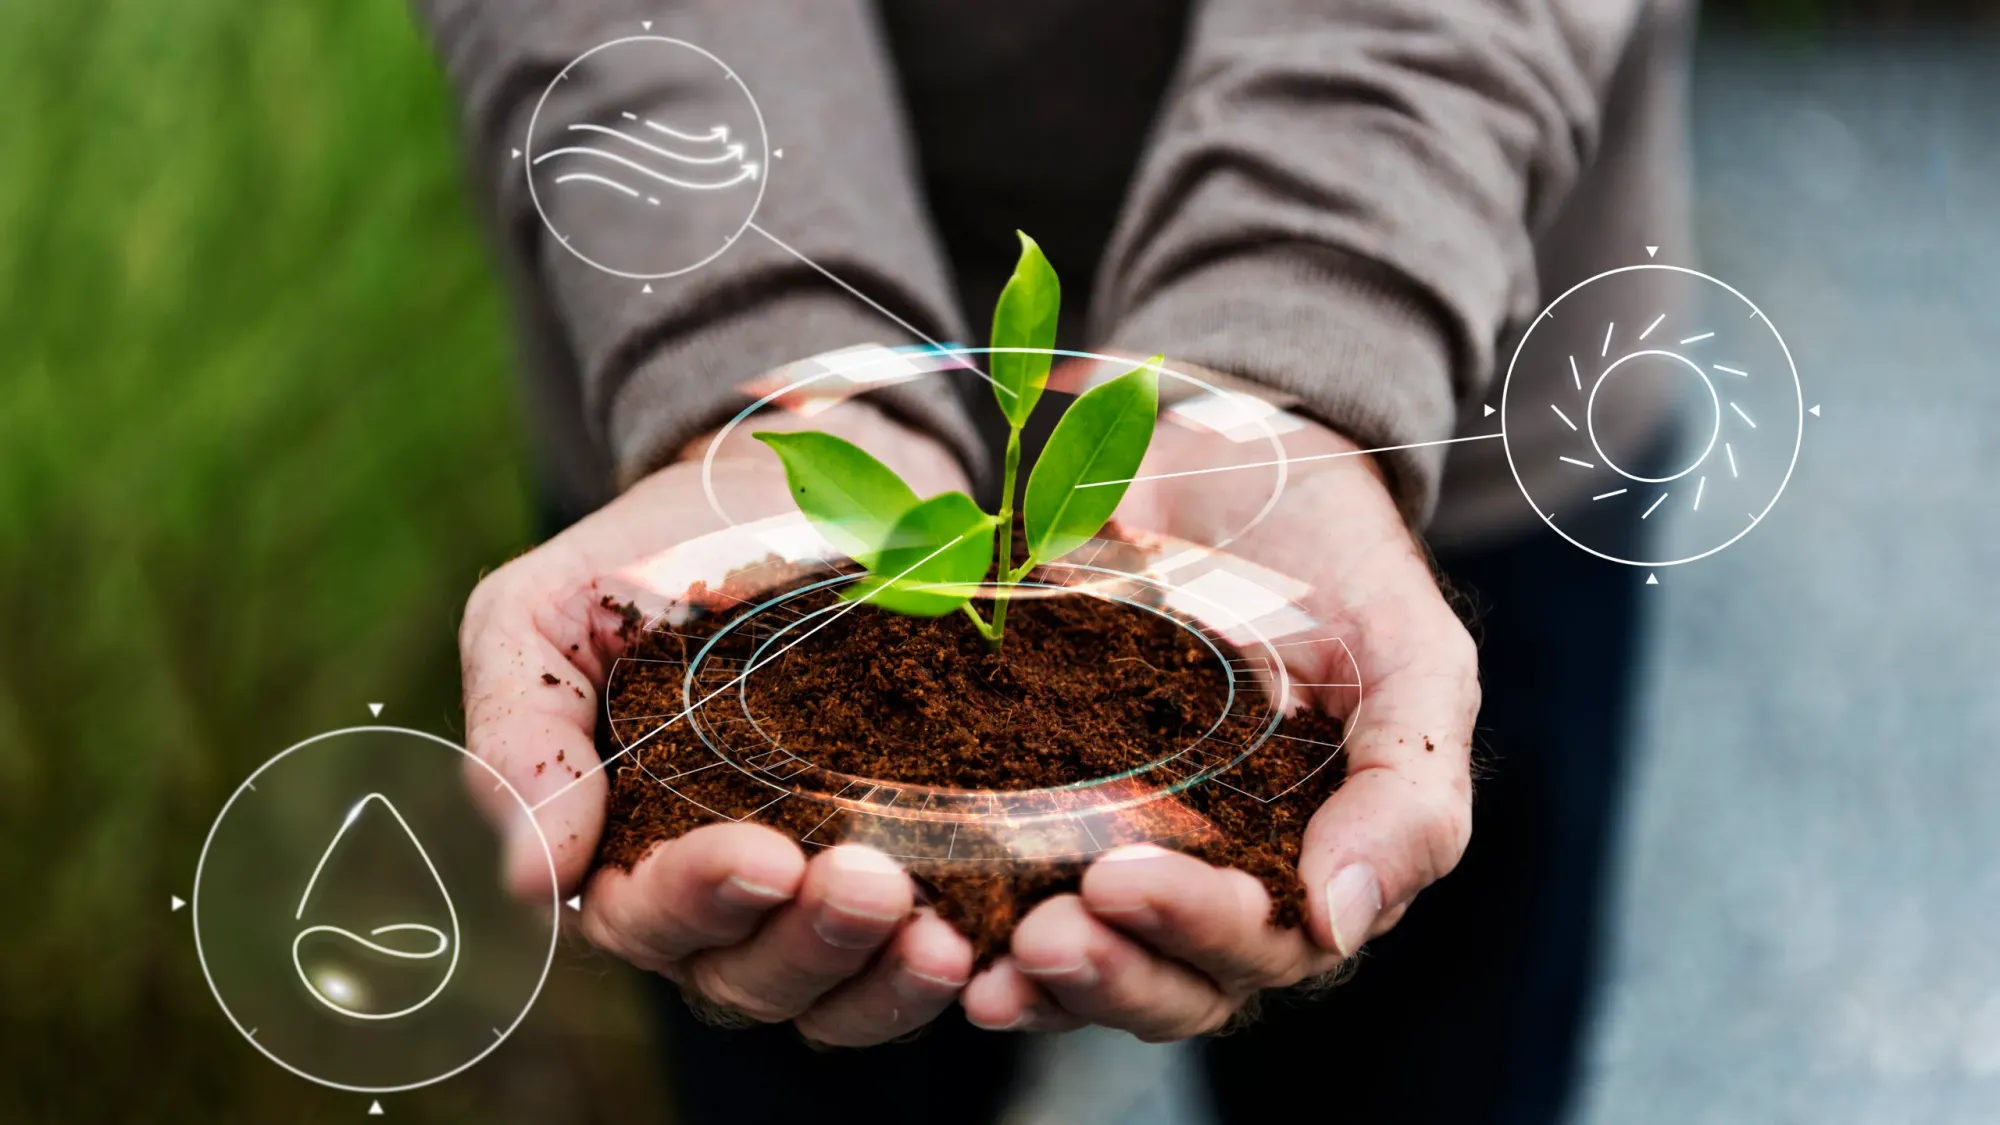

{"left": 525, "top": 36, "right": 769, "bottom": 279}
{"left": 1501, "top": 264, "right": 1803, "bottom": 568}
{"left": 192, "top": 727, "right": 557, "bottom": 1094}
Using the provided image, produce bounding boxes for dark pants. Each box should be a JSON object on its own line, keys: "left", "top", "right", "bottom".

{"left": 646, "top": 505, "right": 1650, "bottom": 1125}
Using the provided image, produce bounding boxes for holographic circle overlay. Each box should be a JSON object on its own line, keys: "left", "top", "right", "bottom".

{"left": 703, "top": 345, "right": 1305, "bottom": 554}
{"left": 1501, "top": 264, "right": 1803, "bottom": 568}
{"left": 598, "top": 524, "right": 1360, "bottom": 866}
{"left": 525, "top": 36, "right": 768, "bottom": 279}
{"left": 192, "top": 727, "right": 558, "bottom": 1095}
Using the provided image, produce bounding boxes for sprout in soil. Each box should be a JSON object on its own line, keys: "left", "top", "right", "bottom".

{"left": 755, "top": 231, "right": 1160, "bottom": 651}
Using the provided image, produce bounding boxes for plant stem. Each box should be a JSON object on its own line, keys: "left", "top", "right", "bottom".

{"left": 959, "top": 601, "right": 1000, "bottom": 641}
{"left": 987, "top": 426, "right": 1024, "bottom": 651}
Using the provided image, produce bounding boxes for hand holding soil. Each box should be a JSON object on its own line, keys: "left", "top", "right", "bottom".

{"left": 457, "top": 402, "right": 980, "bottom": 1047}
{"left": 956, "top": 411, "right": 1479, "bottom": 1039}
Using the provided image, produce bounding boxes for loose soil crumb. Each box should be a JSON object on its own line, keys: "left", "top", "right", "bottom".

{"left": 540, "top": 672, "right": 561, "bottom": 686}
{"left": 596, "top": 572, "right": 1346, "bottom": 963}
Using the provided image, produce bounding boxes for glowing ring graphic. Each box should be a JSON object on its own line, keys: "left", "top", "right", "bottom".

{"left": 523, "top": 36, "right": 769, "bottom": 280}
{"left": 678, "top": 574, "right": 1271, "bottom": 817}
{"left": 1500, "top": 263, "right": 1804, "bottom": 568}
{"left": 697, "top": 348, "right": 1294, "bottom": 555}
{"left": 602, "top": 529, "right": 1362, "bottom": 864}
{"left": 192, "top": 726, "right": 559, "bottom": 1096}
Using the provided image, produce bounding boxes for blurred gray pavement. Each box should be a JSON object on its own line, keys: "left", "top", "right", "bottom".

{"left": 1575, "top": 33, "right": 2000, "bottom": 1125}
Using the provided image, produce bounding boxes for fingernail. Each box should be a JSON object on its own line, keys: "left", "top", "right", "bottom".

{"left": 716, "top": 875, "right": 791, "bottom": 910}
{"left": 892, "top": 967, "right": 966, "bottom": 1001}
{"left": 965, "top": 1011, "right": 1028, "bottom": 1032}
{"left": 815, "top": 847, "right": 907, "bottom": 948}
{"left": 1325, "top": 863, "right": 1382, "bottom": 959}
{"left": 1090, "top": 901, "right": 1161, "bottom": 929}
{"left": 1017, "top": 959, "right": 1099, "bottom": 988}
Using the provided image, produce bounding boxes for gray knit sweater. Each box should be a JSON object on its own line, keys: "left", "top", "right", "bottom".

{"left": 416, "top": 0, "right": 1693, "bottom": 543}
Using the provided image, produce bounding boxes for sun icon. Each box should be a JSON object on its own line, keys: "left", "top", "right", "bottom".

{"left": 1501, "top": 262, "right": 1804, "bottom": 569}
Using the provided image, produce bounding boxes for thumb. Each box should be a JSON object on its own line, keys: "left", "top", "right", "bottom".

{"left": 1296, "top": 652, "right": 1478, "bottom": 958}
{"left": 460, "top": 566, "right": 618, "bottom": 902}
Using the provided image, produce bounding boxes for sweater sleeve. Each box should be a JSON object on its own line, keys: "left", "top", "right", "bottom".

{"left": 1089, "top": 0, "right": 1646, "bottom": 525}
{"left": 412, "top": 0, "right": 984, "bottom": 488}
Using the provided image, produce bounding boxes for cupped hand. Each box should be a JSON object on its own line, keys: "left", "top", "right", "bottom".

{"left": 962, "top": 407, "right": 1479, "bottom": 1040}
{"left": 458, "top": 399, "right": 977, "bottom": 1046}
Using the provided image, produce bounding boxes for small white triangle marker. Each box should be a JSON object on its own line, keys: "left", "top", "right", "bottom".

{"left": 1645, "top": 246, "right": 1659, "bottom": 258}
{"left": 367, "top": 703, "right": 383, "bottom": 717}
{"left": 774, "top": 148, "right": 784, "bottom": 159}
{"left": 511, "top": 148, "right": 520, "bottom": 160}
{"left": 368, "top": 1101, "right": 385, "bottom": 1116}
{"left": 641, "top": 20, "right": 653, "bottom": 30}
{"left": 1809, "top": 404, "right": 1820, "bottom": 416}
{"left": 641, "top": 283, "right": 653, "bottom": 294}
{"left": 1482, "top": 404, "right": 1495, "bottom": 417}
{"left": 566, "top": 895, "right": 583, "bottom": 912}
{"left": 170, "top": 895, "right": 186, "bottom": 912}
{"left": 1645, "top": 573, "right": 1659, "bottom": 586}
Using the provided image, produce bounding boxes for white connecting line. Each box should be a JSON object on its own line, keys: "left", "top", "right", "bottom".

{"left": 744, "top": 222, "right": 1017, "bottom": 403}
{"left": 1074, "top": 431, "right": 1504, "bottom": 489}
{"left": 528, "top": 532, "right": 974, "bottom": 811}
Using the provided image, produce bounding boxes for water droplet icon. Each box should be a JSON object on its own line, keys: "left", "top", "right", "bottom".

{"left": 291, "top": 793, "right": 459, "bottom": 1020}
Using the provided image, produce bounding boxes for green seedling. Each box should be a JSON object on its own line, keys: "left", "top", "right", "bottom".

{"left": 755, "top": 232, "right": 1159, "bottom": 650}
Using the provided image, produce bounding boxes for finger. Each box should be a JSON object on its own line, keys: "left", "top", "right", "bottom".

{"left": 683, "top": 845, "right": 912, "bottom": 1023}
{"left": 578, "top": 822, "right": 805, "bottom": 974}
{"left": 1299, "top": 638, "right": 1478, "bottom": 958}
{"left": 792, "top": 909, "right": 974, "bottom": 1047}
{"left": 1010, "top": 895, "right": 1234, "bottom": 1042}
{"left": 960, "top": 957, "right": 1083, "bottom": 1034}
{"left": 461, "top": 564, "right": 630, "bottom": 901}
{"left": 1081, "top": 846, "right": 1335, "bottom": 995}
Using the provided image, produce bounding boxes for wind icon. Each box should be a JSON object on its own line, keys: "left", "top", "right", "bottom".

{"left": 290, "top": 793, "right": 459, "bottom": 1021}
{"left": 537, "top": 111, "right": 760, "bottom": 207}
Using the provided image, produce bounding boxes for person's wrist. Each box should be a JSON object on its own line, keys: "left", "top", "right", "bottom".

{"left": 1279, "top": 415, "right": 1389, "bottom": 490}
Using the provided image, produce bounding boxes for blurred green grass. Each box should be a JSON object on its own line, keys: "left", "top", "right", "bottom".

{"left": 0, "top": 0, "right": 659, "bottom": 1119}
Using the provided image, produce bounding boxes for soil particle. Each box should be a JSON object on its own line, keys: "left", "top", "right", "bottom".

{"left": 541, "top": 672, "right": 561, "bottom": 686}
{"left": 600, "top": 594, "right": 643, "bottom": 639}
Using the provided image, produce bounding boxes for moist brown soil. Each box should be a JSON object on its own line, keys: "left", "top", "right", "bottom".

{"left": 595, "top": 563, "right": 1345, "bottom": 963}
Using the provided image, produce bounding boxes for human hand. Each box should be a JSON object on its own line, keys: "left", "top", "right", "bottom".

{"left": 961, "top": 406, "right": 1479, "bottom": 1040}
{"left": 458, "top": 398, "right": 978, "bottom": 1046}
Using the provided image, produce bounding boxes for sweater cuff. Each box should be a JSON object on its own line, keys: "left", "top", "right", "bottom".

{"left": 1101, "top": 251, "right": 1458, "bottom": 527}
{"left": 607, "top": 290, "right": 988, "bottom": 489}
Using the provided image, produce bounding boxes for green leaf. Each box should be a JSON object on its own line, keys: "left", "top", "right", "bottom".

{"left": 753, "top": 430, "right": 920, "bottom": 567}
{"left": 1023, "top": 356, "right": 1161, "bottom": 565}
{"left": 845, "top": 491, "right": 996, "bottom": 616}
{"left": 990, "top": 231, "right": 1060, "bottom": 428}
